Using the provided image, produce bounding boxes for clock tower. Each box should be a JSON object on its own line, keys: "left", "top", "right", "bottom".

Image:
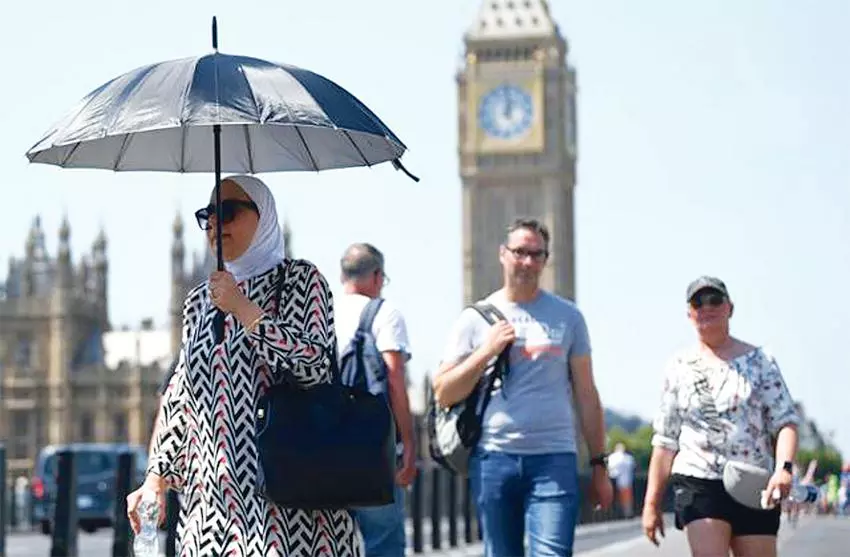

{"left": 458, "top": 0, "right": 578, "bottom": 304}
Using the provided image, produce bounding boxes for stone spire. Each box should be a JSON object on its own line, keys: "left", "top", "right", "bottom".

{"left": 58, "top": 215, "right": 70, "bottom": 255}
{"left": 93, "top": 227, "right": 107, "bottom": 264}
{"left": 23, "top": 216, "right": 49, "bottom": 297}
{"left": 171, "top": 212, "right": 185, "bottom": 275}
{"left": 56, "top": 214, "right": 72, "bottom": 289}
{"left": 466, "top": 0, "right": 558, "bottom": 41}
{"left": 25, "top": 216, "right": 46, "bottom": 260}
{"left": 170, "top": 212, "right": 186, "bottom": 356}
{"left": 92, "top": 226, "right": 109, "bottom": 327}
{"left": 79, "top": 255, "right": 91, "bottom": 296}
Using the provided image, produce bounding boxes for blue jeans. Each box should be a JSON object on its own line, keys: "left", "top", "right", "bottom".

{"left": 470, "top": 450, "right": 580, "bottom": 557}
{"left": 350, "top": 484, "right": 407, "bottom": 557}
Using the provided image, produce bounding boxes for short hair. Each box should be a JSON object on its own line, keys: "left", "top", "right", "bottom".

{"left": 340, "top": 243, "right": 384, "bottom": 280}
{"left": 506, "top": 218, "right": 550, "bottom": 252}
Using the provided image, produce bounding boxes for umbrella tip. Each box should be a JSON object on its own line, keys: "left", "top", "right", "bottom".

{"left": 212, "top": 16, "right": 218, "bottom": 50}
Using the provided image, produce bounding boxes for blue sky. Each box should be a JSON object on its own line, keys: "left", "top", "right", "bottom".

{"left": 3, "top": 1, "right": 848, "bottom": 456}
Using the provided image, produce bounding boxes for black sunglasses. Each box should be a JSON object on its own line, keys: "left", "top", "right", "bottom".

{"left": 690, "top": 290, "right": 727, "bottom": 309}
{"left": 194, "top": 199, "right": 259, "bottom": 230}
{"left": 505, "top": 246, "right": 548, "bottom": 260}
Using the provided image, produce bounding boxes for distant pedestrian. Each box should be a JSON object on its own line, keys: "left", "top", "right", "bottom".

{"left": 335, "top": 243, "right": 417, "bottom": 556}
{"left": 607, "top": 443, "right": 636, "bottom": 518}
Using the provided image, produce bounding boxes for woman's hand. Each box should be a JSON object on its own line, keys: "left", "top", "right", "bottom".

{"left": 126, "top": 474, "right": 167, "bottom": 534}
{"left": 209, "top": 271, "right": 266, "bottom": 329}
{"left": 764, "top": 468, "right": 794, "bottom": 505}
{"left": 209, "top": 271, "right": 249, "bottom": 314}
{"left": 642, "top": 501, "right": 665, "bottom": 546}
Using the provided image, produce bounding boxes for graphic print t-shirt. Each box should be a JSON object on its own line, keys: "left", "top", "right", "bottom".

{"left": 439, "top": 290, "right": 591, "bottom": 455}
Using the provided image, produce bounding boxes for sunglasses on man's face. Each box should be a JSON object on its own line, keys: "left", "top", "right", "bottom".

{"left": 690, "top": 291, "right": 727, "bottom": 309}
{"left": 194, "top": 199, "right": 259, "bottom": 230}
{"left": 505, "top": 246, "right": 548, "bottom": 260}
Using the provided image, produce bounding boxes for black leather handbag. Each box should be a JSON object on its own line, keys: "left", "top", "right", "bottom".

{"left": 254, "top": 264, "right": 396, "bottom": 510}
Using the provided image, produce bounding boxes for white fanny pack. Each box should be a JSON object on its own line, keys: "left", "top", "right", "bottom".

{"left": 692, "top": 365, "right": 774, "bottom": 510}
{"left": 722, "top": 460, "right": 772, "bottom": 509}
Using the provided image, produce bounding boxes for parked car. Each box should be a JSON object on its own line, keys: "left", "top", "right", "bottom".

{"left": 31, "top": 443, "right": 148, "bottom": 535}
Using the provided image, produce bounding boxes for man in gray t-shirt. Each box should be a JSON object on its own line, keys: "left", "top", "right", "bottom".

{"left": 433, "top": 218, "right": 613, "bottom": 557}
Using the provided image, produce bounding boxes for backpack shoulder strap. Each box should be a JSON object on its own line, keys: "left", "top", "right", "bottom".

{"left": 470, "top": 301, "right": 508, "bottom": 325}
{"left": 357, "top": 297, "right": 385, "bottom": 335}
{"left": 467, "top": 301, "right": 511, "bottom": 396}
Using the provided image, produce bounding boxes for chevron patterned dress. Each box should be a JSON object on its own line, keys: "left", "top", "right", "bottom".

{"left": 147, "top": 260, "right": 363, "bottom": 556}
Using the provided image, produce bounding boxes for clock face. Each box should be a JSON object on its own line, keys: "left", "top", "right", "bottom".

{"left": 478, "top": 84, "right": 534, "bottom": 140}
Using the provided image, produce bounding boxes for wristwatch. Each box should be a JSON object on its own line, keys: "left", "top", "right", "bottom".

{"left": 781, "top": 460, "right": 793, "bottom": 474}
{"left": 590, "top": 454, "right": 608, "bottom": 468}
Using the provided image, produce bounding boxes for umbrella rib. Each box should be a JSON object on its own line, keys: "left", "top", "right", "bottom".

{"left": 342, "top": 131, "right": 371, "bottom": 168}
{"left": 180, "top": 126, "right": 188, "bottom": 173}
{"left": 112, "top": 134, "right": 133, "bottom": 171}
{"left": 295, "top": 127, "right": 319, "bottom": 172}
{"left": 59, "top": 143, "right": 82, "bottom": 168}
{"left": 243, "top": 125, "right": 255, "bottom": 174}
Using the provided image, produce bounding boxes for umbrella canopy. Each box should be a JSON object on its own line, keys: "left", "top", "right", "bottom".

{"left": 26, "top": 52, "right": 409, "bottom": 174}
{"left": 25, "top": 18, "right": 416, "bottom": 343}
{"left": 25, "top": 16, "right": 417, "bottom": 331}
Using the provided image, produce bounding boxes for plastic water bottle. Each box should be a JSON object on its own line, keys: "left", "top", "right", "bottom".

{"left": 133, "top": 490, "right": 160, "bottom": 557}
{"left": 788, "top": 483, "right": 819, "bottom": 504}
{"left": 761, "top": 484, "right": 820, "bottom": 509}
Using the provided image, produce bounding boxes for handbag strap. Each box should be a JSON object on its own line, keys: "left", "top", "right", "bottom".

{"left": 270, "top": 261, "right": 341, "bottom": 384}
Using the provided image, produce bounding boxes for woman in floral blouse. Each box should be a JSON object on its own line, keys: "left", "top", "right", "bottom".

{"left": 642, "top": 276, "right": 800, "bottom": 557}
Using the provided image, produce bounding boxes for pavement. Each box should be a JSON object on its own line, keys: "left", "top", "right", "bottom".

{"left": 3, "top": 514, "right": 848, "bottom": 556}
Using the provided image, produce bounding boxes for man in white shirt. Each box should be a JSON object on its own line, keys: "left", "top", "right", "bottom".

{"left": 335, "top": 242, "right": 417, "bottom": 557}
{"left": 607, "top": 443, "right": 636, "bottom": 518}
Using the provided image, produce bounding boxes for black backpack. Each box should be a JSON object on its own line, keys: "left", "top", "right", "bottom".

{"left": 338, "top": 298, "right": 388, "bottom": 396}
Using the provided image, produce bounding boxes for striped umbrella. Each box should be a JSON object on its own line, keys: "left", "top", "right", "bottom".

{"left": 26, "top": 17, "right": 417, "bottom": 270}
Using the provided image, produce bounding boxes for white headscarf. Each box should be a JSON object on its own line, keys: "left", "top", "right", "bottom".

{"left": 218, "top": 174, "right": 285, "bottom": 282}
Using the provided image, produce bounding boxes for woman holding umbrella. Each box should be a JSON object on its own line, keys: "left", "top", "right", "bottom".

{"left": 126, "top": 174, "right": 363, "bottom": 556}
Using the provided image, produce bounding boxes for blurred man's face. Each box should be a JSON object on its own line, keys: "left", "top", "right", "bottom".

{"left": 500, "top": 227, "right": 548, "bottom": 287}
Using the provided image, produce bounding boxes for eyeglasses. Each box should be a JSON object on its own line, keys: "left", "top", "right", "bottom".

{"left": 690, "top": 291, "right": 727, "bottom": 309}
{"left": 505, "top": 246, "right": 548, "bottom": 260}
{"left": 194, "top": 199, "right": 259, "bottom": 230}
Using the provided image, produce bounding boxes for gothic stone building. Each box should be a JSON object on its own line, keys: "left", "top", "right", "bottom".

{"left": 0, "top": 214, "right": 292, "bottom": 480}
{"left": 0, "top": 218, "right": 164, "bottom": 479}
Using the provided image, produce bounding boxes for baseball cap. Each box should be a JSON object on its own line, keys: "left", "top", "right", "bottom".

{"left": 686, "top": 276, "right": 730, "bottom": 302}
